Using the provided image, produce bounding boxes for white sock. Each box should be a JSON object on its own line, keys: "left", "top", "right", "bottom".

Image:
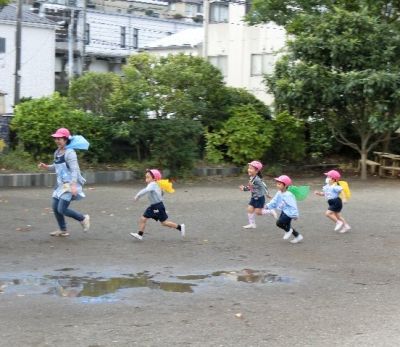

{"left": 248, "top": 213, "right": 255, "bottom": 225}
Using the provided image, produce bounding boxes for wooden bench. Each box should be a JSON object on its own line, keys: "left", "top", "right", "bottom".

{"left": 358, "top": 159, "right": 381, "bottom": 174}
{"left": 379, "top": 165, "right": 400, "bottom": 178}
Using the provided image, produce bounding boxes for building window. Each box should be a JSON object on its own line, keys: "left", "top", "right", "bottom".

{"left": 84, "top": 23, "right": 90, "bottom": 45}
{"left": 209, "top": 2, "right": 228, "bottom": 23}
{"left": 133, "top": 28, "right": 139, "bottom": 49}
{"left": 251, "top": 53, "right": 275, "bottom": 76}
{"left": 0, "top": 38, "right": 5, "bottom": 53}
{"left": 120, "top": 26, "right": 126, "bottom": 48}
{"left": 208, "top": 55, "right": 228, "bottom": 77}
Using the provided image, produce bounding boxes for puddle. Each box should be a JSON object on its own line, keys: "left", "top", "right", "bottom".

{"left": 178, "top": 269, "right": 292, "bottom": 284}
{"left": 212, "top": 269, "right": 292, "bottom": 284}
{"left": 0, "top": 272, "right": 195, "bottom": 299}
{"left": 0, "top": 269, "right": 292, "bottom": 301}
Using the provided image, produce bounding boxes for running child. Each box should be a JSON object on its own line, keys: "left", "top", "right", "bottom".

{"left": 239, "top": 160, "right": 275, "bottom": 229}
{"left": 130, "top": 169, "right": 185, "bottom": 241}
{"left": 263, "top": 175, "right": 304, "bottom": 244}
{"left": 314, "top": 170, "right": 351, "bottom": 233}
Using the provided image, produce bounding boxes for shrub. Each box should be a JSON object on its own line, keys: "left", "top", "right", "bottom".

{"left": 147, "top": 118, "right": 203, "bottom": 176}
{"left": 268, "top": 111, "right": 306, "bottom": 163}
{"left": 11, "top": 93, "right": 112, "bottom": 162}
{"left": 0, "top": 146, "right": 38, "bottom": 172}
{"left": 206, "top": 105, "right": 274, "bottom": 165}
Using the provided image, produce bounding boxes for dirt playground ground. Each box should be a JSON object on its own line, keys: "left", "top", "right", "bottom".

{"left": 0, "top": 176, "right": 400, "bottom": 346}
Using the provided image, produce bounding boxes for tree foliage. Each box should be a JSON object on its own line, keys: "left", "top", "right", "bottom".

{"left": 205, "top": 105, "right": 274, "bottom": 165}
{"left": 268, "top": 111, "right": 306, "bottom": 163}
{"left": 249, "top": 1, "right": 400, "bottom": 178}
{"left": 11, "top": 93, "right": 112, "bottom": 162}
{"left": 68, "top": 72, "right": 119, "bottom": 115}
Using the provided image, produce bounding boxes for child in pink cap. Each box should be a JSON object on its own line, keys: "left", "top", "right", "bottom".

{"left": 239, "top": 160, "right": 275, "bottom": 229}
{"left": 130, "top": 169, "right": 185, "bottom": 241}
{"left": 314, "top": 170, "right": 351, "bottom": 233}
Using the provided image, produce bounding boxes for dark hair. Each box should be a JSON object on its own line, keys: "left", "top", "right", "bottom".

{"left": 63, "top": 137, "right": 71, "bottom": 145}
{"left": 146, "top": 169, "right": 155, "bottom": 179}
{"left": 257, "top": 171, "right": 263, "bottom": 178}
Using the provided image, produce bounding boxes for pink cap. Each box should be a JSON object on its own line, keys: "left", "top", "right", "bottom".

{"left": 148, "top": 169, "right": 162, "bottom": 181}
{"left": 274, "top": 175, "right": 292, "bottom": 186}
{"left": 51, "top": 128, "right": 71, "bottom": 138}
{"left": 324, "top": 170, "right": 341, "bottom": 181}
{"left": 248, "top": 160, "right": 263, "bottom": 171}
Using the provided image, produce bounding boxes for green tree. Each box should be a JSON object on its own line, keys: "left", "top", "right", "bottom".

{"left": 249, "top": 2, "right": 400, "bottom": 179}
{"left": 223, "top": 87, "right": 271, "bottom": 121}
{"left": 68, "top": 72, "right": 119, "bottom": 115}
{"left": 205, "top": 105, "right": 274, "bottom": 165}
{"left": 147, "top": 118, "right": 203, "bottom": 176}
{"left": 269, "top": 111, "right": 305, "bottom": 163}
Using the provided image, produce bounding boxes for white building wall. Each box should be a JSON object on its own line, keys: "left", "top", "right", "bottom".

{"left": 206, "top": 2, "right": 286, "bottom": 105}
{"left": 0, "top": 22, "right": 55, "bottom": 113}
{"left": 146, "top": 46, "right": 201, "bottom": 57}
{"left": 83, "top": 10, "right": 200, "bottom": 58}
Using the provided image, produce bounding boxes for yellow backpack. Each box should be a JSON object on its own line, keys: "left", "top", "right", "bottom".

{"left": 338, "top": 181, "right": 351, "bottom": 202}
{"left": 157, "top": 179, "right": 175, "bottom": 193}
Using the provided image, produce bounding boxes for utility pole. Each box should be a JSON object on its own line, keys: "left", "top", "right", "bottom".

{"left": 68, "top": 8, "right": 75, "bottom": 83}
{"left": 81, "top": 0, "right": 87, "bottom": 73}
{"left": 14, "top": 0, "right": 23, "bottom": 106}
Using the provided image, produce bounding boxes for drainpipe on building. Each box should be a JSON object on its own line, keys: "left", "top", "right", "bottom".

{"left": 14, "top": 0, "right": 23, "bottom": 106}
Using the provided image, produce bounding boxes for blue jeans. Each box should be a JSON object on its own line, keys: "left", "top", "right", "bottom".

{"left": 52, "top": 197, "right": 84, "bottom": 231}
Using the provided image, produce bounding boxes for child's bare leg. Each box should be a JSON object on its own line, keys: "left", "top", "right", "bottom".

{"left": 325, "top": 210, "right": 338, "bottom": 223}
{"left": 247, "top": 205, "right": 255, "bottom": 214}
{"left": 161, "top": 220, "right": 178, "bottom": 229}
{"left": 138, "top": 216, "right": 148, "bottom": 232}
{"left": 254, "top": 208, "right": 263, "bottom": 216}
{"left": 161, "top": 220, "right": 185, "bottom": 236}
{"left": 336, "top": 213, "right": 348, "bottom": 225}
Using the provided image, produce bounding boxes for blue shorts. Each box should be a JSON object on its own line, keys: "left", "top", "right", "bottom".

{"left": 143, "top": 202, "right": 168, "bottom": 222}
{"left": 328, "top": 197, "right": 342, "bottom": 213}
{"left": 249, "top": 195, "right": 265, "bottom": 209}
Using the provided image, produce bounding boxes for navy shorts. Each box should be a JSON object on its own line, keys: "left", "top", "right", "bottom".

{"left": 327, "top": 197, "right": 342, "bottom": 213}
{"left": 143, "top": 202, "right": 168, "bottom": 222}
{"left": 249, "top": 195, "right": 266, "bottom": 209}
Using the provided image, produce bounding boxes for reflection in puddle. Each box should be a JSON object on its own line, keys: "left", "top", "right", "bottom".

{"left": 212, "top": 269, "right": 292, "bottom": 284}
{"left": 0, "top": 269, "right": 292, "bottom": 301}
{"left": 178, "top": 269, "right": 292, "bottom": 284}
{"left": 0, "top": 272, "right": 194, "bottom": 299}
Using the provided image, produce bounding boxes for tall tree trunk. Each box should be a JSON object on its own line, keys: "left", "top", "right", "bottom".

{"left": 360, "top": 150, "right": 368, "bottom": 180}
{"left": 382, "top": 131, "right": 391, "bottom": 152}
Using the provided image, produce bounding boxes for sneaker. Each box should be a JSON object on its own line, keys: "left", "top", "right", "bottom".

{"left": 242, "top": 224, "right": 256, "bottom": 229}
{"left": 50, "top": 230, "right": 69, "bottom": 237}
{"left": 334, "top": 221, "right": 344, "bottom": 231}
{"left": 340, "top": 224, "right": 351, "bottom": 233}
{"left": 283, "top": 228, "right": 293, "bottom": 240}
{"left": 180, "top": 224, "right": 186, "bottom": 237}
{"left": 130, "top": 232, "right": 143, "bottom": 241}
{"left": 290, "top": 234, "right": 303, "bottom": 244}
{"left": 81, "top": 214, "right": 90, "bottom": 232}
